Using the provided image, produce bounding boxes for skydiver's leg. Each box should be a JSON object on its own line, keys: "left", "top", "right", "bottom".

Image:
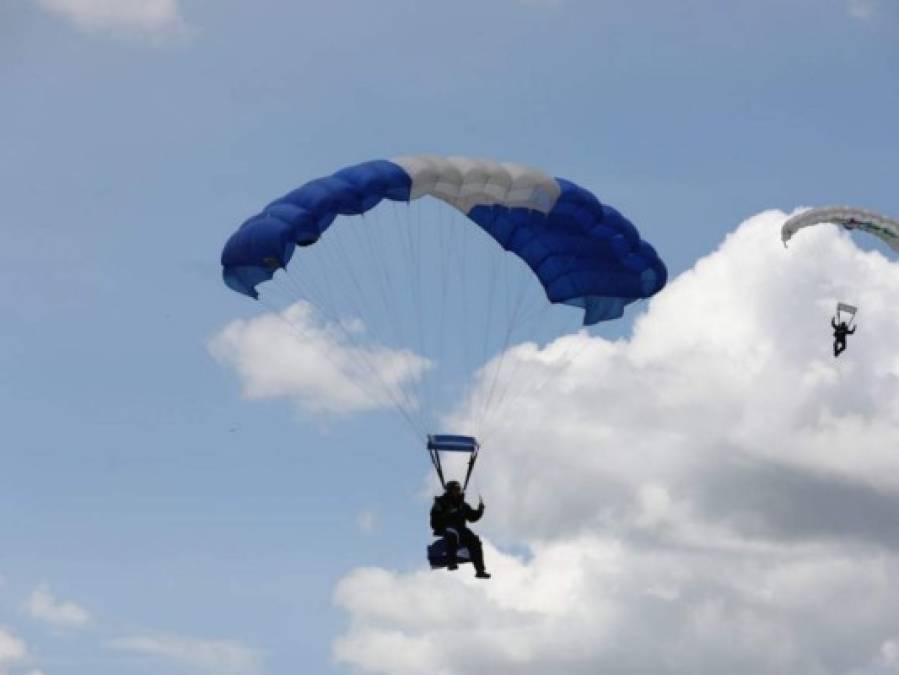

{"left": 444, "top": 529, "right": 460, "bottom": 570}
{"left": 835, "top": 338, "right": 846, "bottom": 357}
{"left": 459, "top": 528, "right": 486, "bottom": 575}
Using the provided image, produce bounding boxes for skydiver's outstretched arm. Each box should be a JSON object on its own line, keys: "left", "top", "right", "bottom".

{"left": 848, "top": 325, "right": 856, "bottom": 334}
{"left": 465, "top": 501, "right": 485, "bottom": 523}
{"left": 831, "top": 317, "right": 838, "bottom": 329}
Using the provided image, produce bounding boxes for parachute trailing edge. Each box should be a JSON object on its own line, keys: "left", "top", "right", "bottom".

{"left": 221, "top": 155, "right": 668, "bottom": 325}
{"left": 782, "top": 206, "right": 899, "bottom": 252}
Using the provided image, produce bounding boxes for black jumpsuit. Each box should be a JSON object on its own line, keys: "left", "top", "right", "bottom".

{"left": 430, "top": 495, "right": 486, "bottom": 573}
{"left": 831, "top": 318, "right": 856, "bottom": 357}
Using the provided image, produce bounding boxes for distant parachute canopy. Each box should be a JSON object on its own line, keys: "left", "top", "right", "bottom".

{"left": 835, "top": 302, "right": 857, "bottom": 325}
{"left": 221, "top": 156, "right": 667, "bottom": 325}
{"left": 782, "top": 206, "right": 899, "bottom": 252}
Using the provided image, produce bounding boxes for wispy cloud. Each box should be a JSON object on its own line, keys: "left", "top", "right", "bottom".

{"left": 33, "top": 0, "right": 189, "bottom": 41}
{"left": 23, "top": 584, "right": 91, "bottom": 629}
{"left": 0, "top": 628, "right": 28, "bottom": 670}
{"left": 357, "top": 510, "right": 378, "bottom": 535}
{"left": 880, "top": 639, "right": 899, "bottom": 667}
{"left": 108, "top": 635, "right": 262, "bottom": 675}
{"left": 519, "top": 0, "right": 565, "bottom": 7}
{"left": 209, "top": 301, "right": 431, "bottom": 416}
{"left": 847, "top": 0, "right": 876, "bottom": 20}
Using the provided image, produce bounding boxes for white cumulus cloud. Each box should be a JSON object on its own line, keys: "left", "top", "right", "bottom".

{"left": 108, "top": 634, "right": 262, "bottom": 675}
{"left": 23, "top": 584, "right": 91, "bottom": 628}
{"left": 333, "top": 210, "right": 899, "bottom": 675}
{"left": 209, "top": 301, "right": 431, "bottom": 416}
{"left": 34, "top": 0, "right": 189, "bottom": 40}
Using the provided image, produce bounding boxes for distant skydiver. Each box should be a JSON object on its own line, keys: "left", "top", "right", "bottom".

{"left": 430, "top": 481, "right": 490, "bottom": 578}
{"left": 831, "top": 316, "right": 856, "bottom": 357}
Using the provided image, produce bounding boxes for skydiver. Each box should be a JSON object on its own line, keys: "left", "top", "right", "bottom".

{"left": 430, "top": 480, "right": 490, "bottom": 579}
{"left": 831, "top": 316, "right": 856, "bottom": 357}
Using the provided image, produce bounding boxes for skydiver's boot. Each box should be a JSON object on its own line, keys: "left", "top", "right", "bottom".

{"left": 470, "top": 539, "right": 490, "bottom": 578}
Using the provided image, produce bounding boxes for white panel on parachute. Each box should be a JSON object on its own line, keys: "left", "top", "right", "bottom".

{"left": 391, "top": 155, "right": 561, "bottom": 215}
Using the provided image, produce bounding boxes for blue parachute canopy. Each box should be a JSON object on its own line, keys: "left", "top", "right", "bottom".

{"left": 221, "top": 156, "right": 667, "bottom": 325}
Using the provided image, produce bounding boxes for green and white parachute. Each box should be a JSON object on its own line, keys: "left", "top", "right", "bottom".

{"left": 782, "top": 206, "right": 899, "bottom": 251}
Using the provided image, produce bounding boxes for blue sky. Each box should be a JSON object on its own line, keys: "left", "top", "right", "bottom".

{"left": 1, "top": 1, "right": 898, "bottom": 674}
